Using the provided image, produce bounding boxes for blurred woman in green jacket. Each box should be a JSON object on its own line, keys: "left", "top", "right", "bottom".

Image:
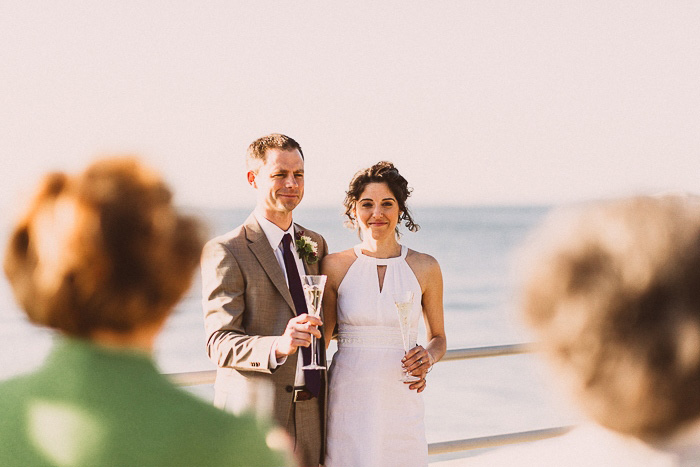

{"left": 0, "top": 157, "right": 289, "bottom": 467}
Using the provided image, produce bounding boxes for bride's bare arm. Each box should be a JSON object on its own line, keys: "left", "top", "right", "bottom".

{"left": 421, "top": 257, "right": 446, "bottom": 364}
{"left": 404, "top": 252, "right": 446, "bottom": 392}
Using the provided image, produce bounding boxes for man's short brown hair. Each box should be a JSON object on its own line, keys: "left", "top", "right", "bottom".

{"left": 245, "top": 133, "right": 303, "bottom": 173}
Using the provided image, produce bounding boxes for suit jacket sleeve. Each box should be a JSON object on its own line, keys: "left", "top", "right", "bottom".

{"left": 201, "top": 239, "right": 278, "bottom": 374}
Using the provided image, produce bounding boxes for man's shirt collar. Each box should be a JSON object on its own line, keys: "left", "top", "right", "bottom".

{"left": 254, "top": 211, "right": 295, "bottom": 251}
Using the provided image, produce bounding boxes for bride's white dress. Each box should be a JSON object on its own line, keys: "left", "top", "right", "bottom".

{"left": 326, "top": 245, "right": 427, "bottom": 467}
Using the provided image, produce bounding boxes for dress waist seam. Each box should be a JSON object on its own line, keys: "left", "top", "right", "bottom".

{"left": 337, "top": 326, "right": 416, "bottom": 349}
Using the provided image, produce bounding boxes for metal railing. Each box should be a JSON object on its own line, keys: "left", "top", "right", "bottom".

{"left": 167, "top": 343, "right": 571, "bottom": 455}
{"left": 428, "top": 426, "right": 571, "bottom": 455}
{"left": 167, "top": 344, "right": 534, "bottom": 387}
{"left": 441, "top": 343, "right": 533, "bottom": 361}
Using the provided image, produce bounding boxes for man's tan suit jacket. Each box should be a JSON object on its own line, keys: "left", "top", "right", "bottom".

{"left": 201, "top": 213, "right": 328, "bottom": 438}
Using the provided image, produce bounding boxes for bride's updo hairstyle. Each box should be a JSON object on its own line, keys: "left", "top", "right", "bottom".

{"left": 3, "top": 157, "right": 205, "bottom": 338}
{"left": 343, "top": 161, "right": 419, "bottom": 236}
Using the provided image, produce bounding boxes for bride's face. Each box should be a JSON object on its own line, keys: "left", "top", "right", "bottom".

{"left": 354, "top": 182, "right": 400, "bottom": 241}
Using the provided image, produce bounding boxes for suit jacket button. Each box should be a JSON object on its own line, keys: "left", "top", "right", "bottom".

{"left": 285, "top": 385, "right": 293, "bottom": 393}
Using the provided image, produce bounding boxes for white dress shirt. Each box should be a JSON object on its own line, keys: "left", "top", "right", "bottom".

{"left": 254, "top": 212, "right": 307, "bottom": 387}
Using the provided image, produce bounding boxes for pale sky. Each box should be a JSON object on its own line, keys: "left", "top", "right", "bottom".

{"left": 1, "top": 1, "right": 700, "bottom": 221}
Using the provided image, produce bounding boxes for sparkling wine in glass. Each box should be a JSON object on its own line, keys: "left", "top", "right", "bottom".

{"left": 301, "top": 275, "right": 327, "bottom": 370}
{"left": 394, "top": 291, "right": 420, "bottom": 382}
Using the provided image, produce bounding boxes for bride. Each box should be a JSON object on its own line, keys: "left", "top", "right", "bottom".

{"left": 322, "top": 161, "right": 446, "bottom": 466}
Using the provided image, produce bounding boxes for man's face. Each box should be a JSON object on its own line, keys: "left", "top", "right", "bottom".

{"left": 249, "top": 148, "right": 304, "bottom": 216}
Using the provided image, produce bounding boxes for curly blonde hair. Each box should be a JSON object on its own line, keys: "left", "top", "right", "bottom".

{"left": 4, "top": 157, "right": 205, "bottom": 337}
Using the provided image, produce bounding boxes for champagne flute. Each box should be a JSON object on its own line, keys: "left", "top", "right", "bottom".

{"left": 394, "top": 291, "right": 420, "bottom": 382}
{"left": 301, "top": 275, "right": 327, "bottom": 370}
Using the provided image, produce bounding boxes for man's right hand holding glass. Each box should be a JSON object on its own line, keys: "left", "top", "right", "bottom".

{"left": 274, "top": 313, "right": 323, "bottom": 360}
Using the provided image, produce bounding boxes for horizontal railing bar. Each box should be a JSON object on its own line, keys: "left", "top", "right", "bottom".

{"left": 441, "top": 343, "right": 532, "bottom": 361}
{"left": 166, "top": 343, "right": 535, "bottom": 387}
{"left": 168, "top": 370, "right": 217, "bottom": 387}
{"left": 428, "top": 426, "right": 572, "bottom": 455}
{"left": 166, "top": 344, "right": 560, "bottom": 454}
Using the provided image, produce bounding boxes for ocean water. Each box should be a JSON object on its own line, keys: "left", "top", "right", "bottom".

{"left": 0, "top": 205, "right": 580, "bottom": 452}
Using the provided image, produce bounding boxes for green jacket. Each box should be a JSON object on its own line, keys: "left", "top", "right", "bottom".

{"left": 0, "top": 337, "right": 288, "bottom": 466}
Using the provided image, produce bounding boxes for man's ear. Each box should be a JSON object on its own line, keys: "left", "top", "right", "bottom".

{"left": 247, "top": 170, "right": 257, "bottom": 188}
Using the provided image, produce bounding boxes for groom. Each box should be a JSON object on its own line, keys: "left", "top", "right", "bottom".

{"left": 201, "top": 133, "right": 328, "bottom": 466}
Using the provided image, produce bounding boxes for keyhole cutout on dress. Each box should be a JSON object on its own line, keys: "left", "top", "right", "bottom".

{"left": 376, "top": 265, "right": 387, "bottom": 293}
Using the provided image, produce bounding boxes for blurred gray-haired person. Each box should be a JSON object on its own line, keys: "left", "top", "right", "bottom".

{"left": 474, "top": 195, "right": 700, "bottom": 466}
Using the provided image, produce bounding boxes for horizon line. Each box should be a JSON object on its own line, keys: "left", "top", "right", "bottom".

{"left": 179, "top": 202, "right": 556, "bottom": 211}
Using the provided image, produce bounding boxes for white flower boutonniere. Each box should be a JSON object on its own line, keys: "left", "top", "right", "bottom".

{"left": 295, "top": 230, "right": 319, "bottom": 265}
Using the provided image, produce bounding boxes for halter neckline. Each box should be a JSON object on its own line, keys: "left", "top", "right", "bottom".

{"left": 353, "top": 244, "right": 407, "bottom": 266}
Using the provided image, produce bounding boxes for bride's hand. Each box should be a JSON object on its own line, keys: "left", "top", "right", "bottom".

{"left": 402, "top": 345, "right": 432, "bottom": 392}
{"left": 408, "top": 376, "right": 427, "bottom": 393}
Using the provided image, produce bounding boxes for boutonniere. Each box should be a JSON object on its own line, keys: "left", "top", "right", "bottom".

{"left": 295, "top": 230, "right": 319, "bottom": 265}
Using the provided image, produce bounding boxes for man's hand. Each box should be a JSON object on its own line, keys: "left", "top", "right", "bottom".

{"left": 274, "top": 313, "right": 322, "bottom": 359}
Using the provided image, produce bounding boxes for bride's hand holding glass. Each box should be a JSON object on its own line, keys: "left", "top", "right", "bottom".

{"left": 402, "top": 346, "right": 433, "bottom": 393}
{"left": 394, "top": 291, "right": 432, "bottom": 392}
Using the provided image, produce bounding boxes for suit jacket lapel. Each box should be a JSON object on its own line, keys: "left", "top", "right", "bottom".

{"left": 296, "top": 224, "right": 322, "bottom": 276}
{"left": 244, "top": 214, "right": 296, "bottom": 315}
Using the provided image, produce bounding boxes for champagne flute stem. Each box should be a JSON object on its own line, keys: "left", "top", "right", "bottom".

{"left": 310, "top": 336, "right": 317, "bottom": 366}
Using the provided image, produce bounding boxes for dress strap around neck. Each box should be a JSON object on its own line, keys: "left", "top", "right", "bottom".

{"left": 353, "top": 245, "right": 406, "bottom": 265}
{"left": 352, "top": 245, "right": 363, "bottom": 259}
